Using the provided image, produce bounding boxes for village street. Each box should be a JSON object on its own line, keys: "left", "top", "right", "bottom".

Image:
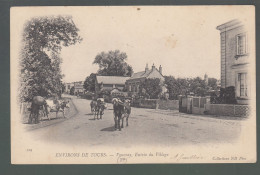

{"left": 27, "top": 95, "right": 244, "bottom": 147}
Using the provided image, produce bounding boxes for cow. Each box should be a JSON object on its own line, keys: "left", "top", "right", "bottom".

{"left": 94, "top": 98, "right": 106, "bottom": 120}
{"left": 112, "top": 98, "right": 125, "bottom": 131}
{"left": 90, "top": 100, "right": 97, "bottom": 114}
{"left": 121, "top": 99, "right": 131, "bottom": 128}
{"left": 45, "top": 99, "right": 70, "bottom": 118}
{"left": 28, "top": 96, "right": 49, "bottom": 124}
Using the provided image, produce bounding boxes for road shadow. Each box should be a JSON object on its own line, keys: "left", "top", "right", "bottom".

{"left": 85, "top": 113, "right": 93, "bottom": 116}
{"left": 88, "top": 118, "right": 96, "bottom": 121}
{"left": 23, "top": 117, "right": 62, "bottom": 124}
{"left": 100, "top": 126, "right": 115, "bottom": 132}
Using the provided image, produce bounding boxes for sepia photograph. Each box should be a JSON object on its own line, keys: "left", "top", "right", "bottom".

{"left": 10, "top": 6, "right": 256, "bottom": 164}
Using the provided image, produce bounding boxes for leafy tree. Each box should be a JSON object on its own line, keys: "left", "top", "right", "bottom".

{"left": 189, "top": 77, "right": 207, "bottom": 96}
{"left": 19, "top": 16, "right": 82, "bottom": 102}
{"left": 93, "top": 50, "right": 133, "bottom": 77}
{"left": 139, "top": 78, "right": 162, "bottom": 99}
{"left": 164, "top": 76, "right": 218, "bottom": 99}
{"left": 208, "top": 78, "right": 218, "bottom": 90}
{"left": 83, "top": 73, "right": 96, "bottom": 92}
{"left": 164, "top": 76, "right": 189, "bottom": 100}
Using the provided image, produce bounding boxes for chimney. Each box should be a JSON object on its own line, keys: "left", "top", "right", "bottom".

{"left": 159, "top": 65, "right": 162, "bottom": 74}
{"left": 152, "top": 63, "right": 155, "bottom": 70}
{"left": 145, "top": 63, "right": 149, "bottom": 72}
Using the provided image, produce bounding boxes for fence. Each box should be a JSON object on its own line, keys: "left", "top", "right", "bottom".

{"left": 205, "top": 104, "right": 250, "bottom": 117}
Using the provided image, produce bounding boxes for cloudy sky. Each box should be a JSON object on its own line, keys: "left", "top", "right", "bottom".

{"left": 12, "top": 6, "right": 254, "bottom": 82}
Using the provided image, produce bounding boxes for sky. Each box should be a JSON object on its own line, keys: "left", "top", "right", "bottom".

{"left": 12, "top": 6, "right": 254, "bottom": 83}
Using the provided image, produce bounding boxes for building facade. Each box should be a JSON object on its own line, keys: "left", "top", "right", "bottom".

{"left": 126, "top": 64, "right": 165, "bottom": 95}
{"left": 74, "top": 81, "right": 84, "bottom": 95}
{"left": 95, "top": 76, "right": 129, "bottom": 93}
{"left": 64, "top": 81, "right": 84, "bottom": 95}
{"left": 64, "top": 82, "right": 74, "bottom": 94}
{"left": 217, "top": 19, "right": 250, "bottom": 104}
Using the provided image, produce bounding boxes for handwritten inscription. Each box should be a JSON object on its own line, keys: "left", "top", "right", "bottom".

{"left": 173, "top": 154, "right": 203, "bottom": 161}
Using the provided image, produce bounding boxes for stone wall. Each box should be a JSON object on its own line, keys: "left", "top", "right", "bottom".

{"left": 205, "top": 104, "right": 250, "bottom": 117}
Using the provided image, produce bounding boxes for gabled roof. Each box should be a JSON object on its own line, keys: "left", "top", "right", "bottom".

{"left": 96, "top": 76, "right": 130, "bottom": 85}
{"left": 129, "top": 70, "right": 152, "bottom": 79}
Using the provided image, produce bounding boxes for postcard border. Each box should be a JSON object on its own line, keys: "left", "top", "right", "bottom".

{"left": 1, "top": 0, "right": 259, "bottom": 174}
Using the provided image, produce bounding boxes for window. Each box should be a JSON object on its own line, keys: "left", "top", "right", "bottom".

{"left": 238, "top": 73, "right": 247, "bottom": 97}
{"left": 237, "top": 33, "right": 248, "bottom": 55}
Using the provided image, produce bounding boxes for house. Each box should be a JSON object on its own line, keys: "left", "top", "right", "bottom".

{"left": 64, "top": 82, "right": 74, "bottom": 94}
{"left": 126, "top": 64, "right": 165, "bottom": 95}
{"left": 95, "top": 76, "right": 130, "bottom": 93}
{"left": 216, "top": 19, "right": 250, "bottom": 104}
{"left": 74, "top": 81, "right": 84, "bottom": 95}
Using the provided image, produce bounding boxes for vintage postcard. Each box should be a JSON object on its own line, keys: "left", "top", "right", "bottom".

{"left": 11, "top": 6, "right": 256, "bottom": 164}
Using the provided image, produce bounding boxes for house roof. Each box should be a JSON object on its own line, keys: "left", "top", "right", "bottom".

{"left": 129, "top": 70, "right": 152, "bottom": 79}
{"left": 96, "top": 76, "right": 130, "bottom": 85}
{"left": 216, "top": 19, "right": 243, "bottom": 32}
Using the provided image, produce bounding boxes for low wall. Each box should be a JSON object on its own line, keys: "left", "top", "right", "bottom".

{"left": 205, "top": 104, "right": 250, "bottom": 117}
{"left": 139, "top": 99, "right": 157, "bottom": 109}
{"left": 132, "top": 99, "right": 179, "bottom": 110}
{"left": 158, "top": 100, "right": 179, "bottom": 110}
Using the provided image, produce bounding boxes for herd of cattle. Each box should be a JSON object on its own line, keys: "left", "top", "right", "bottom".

{"left": 28, "top": 96, "right": 70, "bottom": 124}
{"left": 90, "top": 97, "right": 131, "bottom": 131}
{"left": 28, "top": 96, "right": 132, "bottom": 131}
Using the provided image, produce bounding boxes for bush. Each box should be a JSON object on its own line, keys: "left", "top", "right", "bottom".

{"left": 220, "top": 86, "right": 237, "bottom": 104}
{"left": 210, "top": 86, "right": 237, "bottom": 104}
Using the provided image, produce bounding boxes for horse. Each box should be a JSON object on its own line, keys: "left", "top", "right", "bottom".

{"left": 94, "top": 98, "right": 105, "bottom": 120}
{"left": 28, "top": 96, "right": 49, "bottom": 124}
{"left": 112, "top": 98, "right": 125, "bottom": 131}
{"left": 121, "top": 99, "right": 131, "bottom": 128}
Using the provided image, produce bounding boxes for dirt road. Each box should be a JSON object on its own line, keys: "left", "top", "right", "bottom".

{"left": 28, "top": 95, "right": 243, "bottom": 147}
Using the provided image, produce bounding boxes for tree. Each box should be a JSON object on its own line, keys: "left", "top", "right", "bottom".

{"left": 164, "top": 76, "right": 189, "bottom": 100}
{"left": 93, "top": 50, "right": 133, "bottom": 77}
{"left": 70, "top": 86, "right": 75, "bottom": 95}
{"left": 189, "top": 77, "right": 207, "bottom": 96}
{"left": 19, "top": 16, "right": 82, "bottom": 102}
{"left": 164, "top": 76, "right": 217, "bottom": 99}
{"left": 83, "top": 73, "right": 96, "bottom": 92}
{"left": 139, "top": 78, "right": 162, "bottom": 99}
{"left": 208, "top": 78, "right": 218, "bottom": 90}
